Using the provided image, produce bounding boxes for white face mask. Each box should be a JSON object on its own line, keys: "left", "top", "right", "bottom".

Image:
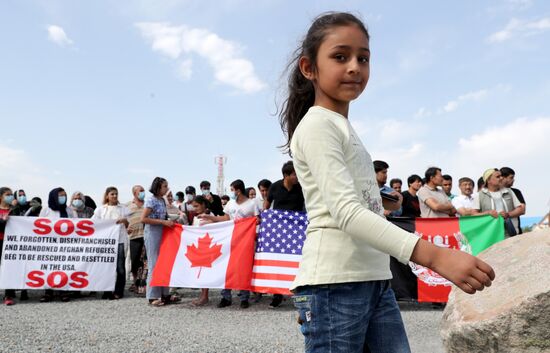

{"left": 186, "top": 194, "right": 193, "bottom": 202}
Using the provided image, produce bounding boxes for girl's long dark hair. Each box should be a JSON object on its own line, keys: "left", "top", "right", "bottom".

{"left": 278, "top": 12, "right": 369, "bottom": 155}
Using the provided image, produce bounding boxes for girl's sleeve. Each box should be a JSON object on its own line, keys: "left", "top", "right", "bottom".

{"left": 296, "top": 118, "right": 419, "bottom": 264}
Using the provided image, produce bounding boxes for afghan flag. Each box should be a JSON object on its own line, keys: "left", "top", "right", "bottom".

{"left": 389, "top": 215, "right": 504, "bottom": 303}
{"left": 151, "top": 217, "right": 257, "bottom": 290}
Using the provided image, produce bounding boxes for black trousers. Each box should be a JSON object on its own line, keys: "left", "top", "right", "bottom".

{"left": 104, "top": 243, "right": 126, "bottom": 297}
{"left": 129, "top": 238, "right": 145, "bottom": 286}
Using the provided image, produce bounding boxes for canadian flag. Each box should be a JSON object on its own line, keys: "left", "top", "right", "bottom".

{"left": 151, "top": 217, "right": 257, "bottom": 290}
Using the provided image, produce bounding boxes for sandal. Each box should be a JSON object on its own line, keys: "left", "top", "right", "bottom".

{"left": 162, "top": 295, "right": 181, "bottom": 304}
{"left": 149, "top": 299, "right": 165, "bottom": 307}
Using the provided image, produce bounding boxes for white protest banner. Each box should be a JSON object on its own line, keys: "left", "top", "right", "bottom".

{"left": 0, "top": 217, "right": 119, "bottom": 291}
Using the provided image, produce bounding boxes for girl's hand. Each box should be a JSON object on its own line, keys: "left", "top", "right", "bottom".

{"left": 163, "top": 220, "right": 175, "bottom": 228}
{"left": 411, "top": 239, "right": 495, "bottom": 295}
{"left": 431, "top": 247, "right": 495, "bottom": 294}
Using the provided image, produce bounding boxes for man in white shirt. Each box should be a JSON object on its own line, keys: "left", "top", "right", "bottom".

{"left": 452, "top": 177, "right": 476, "bottom": 216}
{"left": 198, "top": 179, "right": 259, "bottom": 309}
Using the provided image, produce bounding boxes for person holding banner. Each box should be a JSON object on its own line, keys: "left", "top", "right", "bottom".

{"left": 92, "top": 187, "right": 129, "bottom": 300}
{"left": 0, "top": 187, "right": 17, "bottom": 305}
{"left": 190, "top": 195, "right": 214, "bottom": 306}
{"left": 9, "top": 189, "right": 30, "bottom": 216}
{"left": 38, "top": 187, "right": 77, "bottom": 302}
{"left": 127, "top": 185, "right": 147, "bottom": 296}
{"left": 70, "top": 191, "right": 95, "bottom": 219}
{"left": 141, "top": 177, "right": 178, "bottom": 307}
{"left": 199, "top": 179, "right": 259, "bottom": 309}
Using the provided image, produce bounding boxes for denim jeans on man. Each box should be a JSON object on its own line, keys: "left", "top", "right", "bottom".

{"left": 221, "top": 289, "right": 250, "bottom": 302}
{"left": 144, "top": 224, "right": 170, "bottom": 300}
{"left": 293, "top": 280, "right": 411, "bottom": 353}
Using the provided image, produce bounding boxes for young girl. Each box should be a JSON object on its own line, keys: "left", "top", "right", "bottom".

{"left": 280, "top": 12, "right": 495, "bottom": 353}
{"left": 189, "top": 195, "right": 213, "bottom": 306}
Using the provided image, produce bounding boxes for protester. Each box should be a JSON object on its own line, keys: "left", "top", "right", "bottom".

{"left": 401, "top": 175, "right": 422, "bottom": 218}
{"left": 264, "top": 162, "right": 306, "bottom": 308}
{"left": 24, "top": 197, "right": 42, "bottom": 217}
{"left": 477, "top": 177, "right": 485, "bottom": 193}
{"left": 0, "top": 187, "right": 16, "bottom": 305}
{"left": 500, "top": 167, "right": 526, "bottom": 234}
{"left": 9, "top": 189, "right": 30, "bottom": 216}
{"left": 84, "top": 195, "right": 97, "bottom": 211}
{"left": 442, "top": 174, "right": 456, "bottom": 201}
{"left": 165, "top": 190, "right": 187, "bottom": 225}
{"left": 452, "top": 177, "right": 477, "bottom": 217}
{"left": 69, "top": 191, "right": 94, "bottom": 218}
{"left": 200, "top": 181, "right": 224, "bottom": 216}
{"left": 39, "top": 187, "right": 76, "bottom": 302}
{"left": 174, "top": 191, "right": 185, "bottom": 210}
{"left": 221, "top": 195, "right": 230, "bottom": 206}
{"left": 246, "top": 187, "right": 256, "bottom": 199}
{"left": 277, "top": 12, "right": 494, "bottom": 352}
{"left": 92, "top": 187, "right": 129, "bottom": 300}
{"left": 189, "top": 195, "right": 214, "bottom": 306}
{"left": 182, "top": 186, "right": 197, "bottom": 225}
{"left": 389, "top": 178, "right": 403, "bottom": 194}
{"left": 199, "top": 179, "right": 259, "bottom": 309}
{"left": 141, "top": 177, "right": 179, "bottom": 307}
{"left": 127, "top": 185, "right": 147, "bottom": 296}
{"left": 257, "top": 179, "right": 272, "bottom": 211}
{"left": 264, "top": 161, "right": 305, "bottom": 212}
{"left": 373, "top": 160, "right": 402, "bottom": 217}
{"left": 417, "top": 167, "right": 456, "bottom": 218}
{"left": 472, "top": 169, "right": 524, "bottom": 237}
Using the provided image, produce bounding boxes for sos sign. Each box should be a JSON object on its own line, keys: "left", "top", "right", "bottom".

{"left": 33, "top": 218, "right": 95, "bottom": 236}
{"left": 26, "top": 271, "right": 89, "bottom": 289}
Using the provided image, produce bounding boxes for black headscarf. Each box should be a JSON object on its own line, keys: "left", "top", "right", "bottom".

{"left": 48, "top": 187, "right": 68, "bottom": 218}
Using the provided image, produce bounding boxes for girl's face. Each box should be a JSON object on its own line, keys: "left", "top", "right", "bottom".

{"left": 248, "top": 189, "right": 256, "bottom": 199}
{"left": 301, "top": 25, "right": 370, "bottom": 115}
{"left": 107, "top": 190, "right": 118, "bottom": 205}
{"left": 166, "top": 192, "right": 173, "bottom": 203}
{"left": 192, "top": 201, "right": 206, "bottom": 214}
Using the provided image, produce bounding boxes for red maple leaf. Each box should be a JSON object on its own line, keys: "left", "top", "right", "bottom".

{"left": 185, "top": 233, "right": 223, "bottom": 278}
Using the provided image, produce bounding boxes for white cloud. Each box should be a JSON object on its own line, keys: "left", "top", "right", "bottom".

{"left": 414, "top": 107, "right": 432, "bottom": 119}
{"left": 47, "top": 25, "right": 73, "bottom": 47}
{"left": 177, "top": 59, "right": 193, "bottom": 80}
{"left": 135, "top": 22, "right": 266, "bottom": 93}
{"left": 488, "top": 17, "right": 550, "bottom": 43}
{"left": 442, "top": 89, "right": 488, "bottom": 113}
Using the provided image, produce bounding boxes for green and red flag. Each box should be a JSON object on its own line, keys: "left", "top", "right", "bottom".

{"left": 389, "top": 215, "right": 504, "bottom": 302}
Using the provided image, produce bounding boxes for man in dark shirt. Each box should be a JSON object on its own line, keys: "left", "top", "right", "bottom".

{"left": 401, "top": 174, "right": 422, "bottom": 218}
{"left": 500, "top": 167, "right": 526, "bottom": 234}
{"left": 263, "top": 161, "right": 304, "bottom": 308}
{"left": 199, "top": 181, "right": 224, "bottom": 216}
{"left": 264, "top": 161, "right": 304, "bottom": 212}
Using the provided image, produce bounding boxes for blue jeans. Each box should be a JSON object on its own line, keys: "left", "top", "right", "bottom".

{"left": 144, "top": 225, "right": 170, "bottom": 300}
{"left": 293, "top": 281, "right": 411, "bottom": 353}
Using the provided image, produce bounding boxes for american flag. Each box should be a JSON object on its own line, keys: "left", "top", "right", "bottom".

{"left": 250, "top": 209, "right": 308, "bottom": 295}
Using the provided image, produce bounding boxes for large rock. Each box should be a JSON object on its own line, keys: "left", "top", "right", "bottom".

{"left": 440, "top": 228, "right": 550, "bottom": 353}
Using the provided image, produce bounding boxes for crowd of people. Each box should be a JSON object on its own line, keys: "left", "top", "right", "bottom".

{"left": 0, "top": 161, "right": 305, "bottom": 308}
{"left": 0, "top": 161, "right": 525, "bottom": 308}
{"left": 374, "top": 162, "right": 526, "bottom": 237}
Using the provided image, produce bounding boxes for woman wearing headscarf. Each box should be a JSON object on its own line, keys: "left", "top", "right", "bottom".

{"left": 69, "top": 191, "right": 94, "bottom": 219}
{"left": 38, "top": 187, "right": 76, "bottom": 302}
{"left": 92, "top": 186, "right": 129, "bottom": 300}
{"left": 24, "top": 197, "right": 42, "bottom": 217}
{"left": 1, "top": 187, "right": 17, "bottom": 305}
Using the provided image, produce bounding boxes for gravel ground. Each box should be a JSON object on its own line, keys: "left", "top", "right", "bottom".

{"left": 0, "top": 289, "right": 444, "bottom": 353}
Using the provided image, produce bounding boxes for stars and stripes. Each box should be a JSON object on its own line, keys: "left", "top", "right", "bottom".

{"left": 250, "top": 209, "right": 308, "bottom": 295}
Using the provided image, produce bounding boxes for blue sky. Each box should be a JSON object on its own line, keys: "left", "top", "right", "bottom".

{"left": 1, "top": 0, "right": 549, "bottom": 216}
